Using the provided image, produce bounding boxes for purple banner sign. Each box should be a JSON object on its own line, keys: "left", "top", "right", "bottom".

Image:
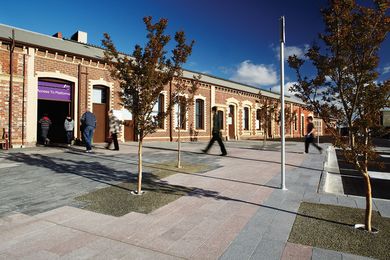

{"left": 38, "top": 81, "right": 71, "bottom": 102}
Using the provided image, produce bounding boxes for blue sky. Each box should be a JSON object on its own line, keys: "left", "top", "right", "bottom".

{"left": 1, "top": 0, "right": 389, "bottom": 94}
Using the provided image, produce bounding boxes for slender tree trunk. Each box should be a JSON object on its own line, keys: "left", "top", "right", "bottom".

{"left": 363, "top": 129, "right": 372, "bottom": 232}
{"left": 137, "top": 138, "right": 143, "bottom": 194}
{"left": 362, "top": 170, "right": 372, "bottom": 232}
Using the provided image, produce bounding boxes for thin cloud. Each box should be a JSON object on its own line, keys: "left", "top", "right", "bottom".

{"left": 273, "top": 44, "right": 310, "bottom": 60}
{"left": 383, "top": 66, "right": 390, "bottom": 74}
{"left": 230, "top": 60, "right": 278, "bottom": 87}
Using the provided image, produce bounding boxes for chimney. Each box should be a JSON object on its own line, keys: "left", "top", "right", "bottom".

{"left": 71, "top": 31, "right": 87, "bottom": 44}
{"left": 52, "top": 32, "right": 63, "bottom": 39}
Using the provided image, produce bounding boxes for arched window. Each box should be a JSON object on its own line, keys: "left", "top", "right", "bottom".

{"left": 175, "top": 96, "right": 187, "bottom": 130}
{"left": 256, "top": 109, "right": 261, "bottom": 130}
{"left": 217, "top": 110, "right": 224, "bottom": 130}
{"left": 152, "top": 93, "right": 165, "bottom": 129}
{"left": 243, "top": 107, "right": 250, "bottom": 130}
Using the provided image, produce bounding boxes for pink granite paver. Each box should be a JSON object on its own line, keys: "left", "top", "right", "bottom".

{"left": 281, "top": 242, "right": 313, "bottom": 260}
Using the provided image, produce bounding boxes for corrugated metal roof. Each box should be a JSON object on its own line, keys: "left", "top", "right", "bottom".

{"left": 0, "top": 23, "right": 305, "bottom": 106}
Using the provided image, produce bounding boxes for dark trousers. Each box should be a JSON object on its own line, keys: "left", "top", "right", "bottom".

{"left": 66, "top": 131, "right": 73, "bottom": 144}
{"left": 106, "top": 133, "right": 119, "bottom": 150}
{"left": 305, "top": 135, "right": 322, "bottom": 153}
{"left": 204, "top": 132, "right": 227, "bottom": 155}
{"left": 83, "top": 126, "right": 94, "bottom": 151}
{"left": 41, "top": 128, "right": 49, "bottom": 144}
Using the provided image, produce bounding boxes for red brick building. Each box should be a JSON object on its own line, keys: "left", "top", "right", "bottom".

{"left": 0, "top": 24, "right": 320, "bottom": 148}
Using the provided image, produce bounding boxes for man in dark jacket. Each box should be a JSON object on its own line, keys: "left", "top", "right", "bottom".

{"left": 80, "top": 110, "right": 96, "bottom": 153}
{"left": 305, "top": 116, "right": 323, "bottom": 154}
{"left": 203, "top": 106, "right": 227, "bottom": 156}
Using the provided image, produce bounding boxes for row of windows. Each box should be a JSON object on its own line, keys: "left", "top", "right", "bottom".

{"left": 153, "top": 95, "right": 300, "bottom": 133}
{"left": 153, "top": 94, "right": 206, "bottom": 130}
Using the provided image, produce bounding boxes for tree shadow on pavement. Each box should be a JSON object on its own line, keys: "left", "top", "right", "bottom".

{"left": 142, "top": 145, "right": 324, "bottom": 172}
{"left": 6, "top": 153, "right": 344, "bottom": 226}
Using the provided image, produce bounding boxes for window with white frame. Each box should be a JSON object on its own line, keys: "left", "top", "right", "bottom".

{"left": 217, "top": 110, "right": 224, "bottom": 130}
{"left": 195, "top": 99, "right": 204, "bottom": 130}
{"left": 175, "top": 96, "right": 187, "bottom": 130}
{"left": 243, "top": 107, "right": 250, "bottom": 130}
{"left": 294, "top": 115, "right": 297, "bottom": 131}
{"left": 151, "top": 93, "right": 165, "bottom": 129}
{"left": 256, "top": 109, "right": 261, "bottom": 130}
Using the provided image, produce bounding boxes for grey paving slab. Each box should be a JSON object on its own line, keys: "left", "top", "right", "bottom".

{"left": 373, "top": 199, "right": 390, "bottom": 217}
{"left": 312, "top": 248, "right": 342, "bottom": 260}
{"left": 249, "top": 239, "right": 285, "bottom": 260}
{"left": 341, "top": 252, "right": 374, "bottom": 260}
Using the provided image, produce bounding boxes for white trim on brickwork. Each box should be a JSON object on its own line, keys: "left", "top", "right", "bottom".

{"left": 155, "top": 91, "right": 168, "bottom": 132}
{"left": 193, "top": 94, "right": 207, "bottom": 133}
{"left": 88, "top": 78, "right": 114, "bottom": 112}
{"left": 173, "top": 93, "right": 189, "bottom": 132}
{"left": 25, "top": 48, "right": 37, "bottom": 145}
{"left": 226, "top": 98, "right": 239, "bottom": 140}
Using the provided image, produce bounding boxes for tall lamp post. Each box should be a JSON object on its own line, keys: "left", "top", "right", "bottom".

{"left": 280, "top": 16, "right": 287, "bottom": 190}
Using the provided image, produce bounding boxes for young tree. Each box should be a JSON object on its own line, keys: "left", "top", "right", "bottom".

{"left": 171, "top": 75, "right": 200, "bottom": 169}
{"left": 102, "top": 17, "right": 195, "bottom": 194}
{"left": 288, "top": 0, "right": 389, "bottom": 231}
{"left": 257, "top": 97, "right": 277, "bottom": 147}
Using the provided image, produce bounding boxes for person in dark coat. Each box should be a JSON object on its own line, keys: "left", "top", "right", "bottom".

{"left": 38, "top": 113, "right": 52, "bottom": 145}
{"left": 203, "top": 106, "right": 227, "bottom": 156}
{"left": 305, "top": 116, "right": 323, "bottom": 154}
{"left": 105, "top": 110, "right": 121, "bottom": 151}
{"left": 80, "top": 110, "right": 96, "bottom": 153}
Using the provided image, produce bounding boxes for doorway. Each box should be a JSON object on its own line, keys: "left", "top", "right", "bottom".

{"left": 92, "top": 86, "right": 109, "bottom": 143}
{"left": 228, "top": 105, "right": 235, "bottom": 140}
{"left": 37, "top": 80, "right": 73, "bottom": 144}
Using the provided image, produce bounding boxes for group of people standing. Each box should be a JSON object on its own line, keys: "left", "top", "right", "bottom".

{"left": 38, "top": 109, "right": 121, "bottom": 153}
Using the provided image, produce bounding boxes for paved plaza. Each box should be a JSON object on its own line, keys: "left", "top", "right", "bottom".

{"left": 0, "top": 141, "right": 388, "bottom": 259}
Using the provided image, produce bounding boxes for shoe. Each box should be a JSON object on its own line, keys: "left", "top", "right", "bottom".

{"left": 85, "top": 150, "right": 91, "bottom": 153}
{"left": 114, "top": 148, "right": 119, "bottom": 151}
{"left": 202, "top": 149, "right": 207, "bottom": 154}
{"left": 221, "top": 153, "right": 227, "bottom": 156}
{"left": 319, "top": 148, "right": 323, "bottom": 154}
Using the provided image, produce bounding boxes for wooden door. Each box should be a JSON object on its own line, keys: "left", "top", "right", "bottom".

{"left": 93, "top": 103, "right": 107, "bottom": 143}
{"left": 124, "top": 120, "right": 135, "bottom": 141}
{"left": 228, "top": 105, "right": 235, "bottom": 139}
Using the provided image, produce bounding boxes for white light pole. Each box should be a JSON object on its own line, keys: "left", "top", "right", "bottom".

{"left": 280, "top": 16, "right": 287, "bottom": 190}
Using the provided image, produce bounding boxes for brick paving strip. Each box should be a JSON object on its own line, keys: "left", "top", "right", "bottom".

{"left": 0, "top": 141, "right": 388, "bottom": 259}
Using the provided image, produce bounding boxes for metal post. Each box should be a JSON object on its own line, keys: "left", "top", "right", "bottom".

{"left": 280, "top": 16, "right": 287, "bottom": 190}
{"left": 9, "top": 29, "right": 15, "bottom": 148}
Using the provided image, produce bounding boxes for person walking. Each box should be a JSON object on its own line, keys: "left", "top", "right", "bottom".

{"left": 305, "top": 116, "right": 323, "bottom": 154}
{"left": 80, "top": 110, "right": 96, "bottom": 153}
{"left": 64, "top": 115, "right": 74, "bottom": 146}
{"left": 203, "top": 106, "right": 227, "bottom": 156}
{"left": 106, "top": 110, "right": 121, "bottom": 151}
{"left": 38, "top": 113, "right": 52, "bottom": 145}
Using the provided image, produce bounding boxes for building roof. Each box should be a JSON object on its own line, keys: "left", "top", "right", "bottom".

{"left": 0, "top": 23, "right": 304, "bottom": 105}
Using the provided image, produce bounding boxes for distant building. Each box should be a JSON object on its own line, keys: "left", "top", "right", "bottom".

{"left": 0, "top": 24, "right": 321, "bottom": 148}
